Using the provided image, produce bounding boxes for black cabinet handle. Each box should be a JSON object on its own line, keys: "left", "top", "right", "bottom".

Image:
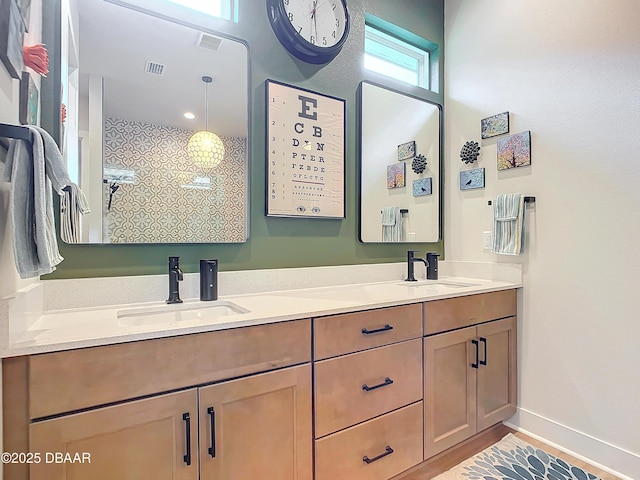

{"left": 361, "top": 324, "right": 393, "bottom": 335}
{"left": 479, "top": 337, "right": 487, "bottom": 366}
{"left": 471, "top": 339, "right": 479, "bottom": 369}
{"left": 207, "top": 407, "right": 216, "bottom": 458}
{"left": 182, "top": 412, "right": 192, "bottom": 466}
{"left": 362, "top": 377, "right": 394, "bottom": 392}
{"left": 363, "top": 445, "right": 394, "bottom": 464}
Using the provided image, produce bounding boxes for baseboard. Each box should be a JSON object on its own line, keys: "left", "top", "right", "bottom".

{"left": 505, "top": 407, "right": 639, "bottom": 480}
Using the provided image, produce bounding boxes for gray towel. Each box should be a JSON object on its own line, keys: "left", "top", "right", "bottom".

{"left": 382, "top": 207, "right": 402, "bottom": 242}
{"left": 491, "top": 193, "right": 525, "bottom": 255}
{"left": 2, "top": 126, "right": 89, "bottom": 278}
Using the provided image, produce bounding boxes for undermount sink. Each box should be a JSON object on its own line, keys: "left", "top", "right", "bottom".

{"left": 117, "top": 301, "right": 249, "bottom": 327}
{"left": 397, "top": 280, "right": 478, "bottom": 288}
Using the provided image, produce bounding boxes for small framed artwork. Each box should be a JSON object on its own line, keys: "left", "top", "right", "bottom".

{"left": 497, "top": 131, "right": 531, "bottom": 170}
{"left": 413, "top": 177, "right": 432, "bottom": 196}
{"left": 481, "top": 111, "right": 509, "bottom": 139}
{"left": 0, "top": 0, "right": 26, "bottom": 79}
{"left": 460, "top": 168, "right": 485, "bottom": 190}
{"left": 19, "top": 71, "right": 38, "bottom": 125}
{"left": 397, "top": 140, "right": 416, "bottom": 161}
{"left": 387, "top": 163, "right": 405, "bottom": 189}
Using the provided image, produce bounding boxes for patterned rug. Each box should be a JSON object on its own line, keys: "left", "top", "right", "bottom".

{"left": 434, "top": 433, "right": 603, "bottom": 480}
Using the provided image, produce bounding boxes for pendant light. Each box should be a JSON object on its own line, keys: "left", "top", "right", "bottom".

{"left": 187, "top": 75, "right": 225, "bottom": 169}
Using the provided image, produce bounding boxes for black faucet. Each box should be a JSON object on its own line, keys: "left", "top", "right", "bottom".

{"left": 405, "top": 250, "right": 427, "bottom": 282}
{"left": 166, "top": 256, "right": 184, "bottom": 304}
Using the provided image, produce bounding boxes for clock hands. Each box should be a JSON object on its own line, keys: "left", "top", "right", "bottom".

{"left": 311, "top": 0, "right": 318, "bottom": 43}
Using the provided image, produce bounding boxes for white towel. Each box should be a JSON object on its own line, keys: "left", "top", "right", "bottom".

{"left": 491, "top": 193, "right": 525, "bottom": 255}
{"left": 2, "top": 126, "right": 90, "bottom": 278}
{"left": 382, "top": 207, "right": 402, "bottom": 242}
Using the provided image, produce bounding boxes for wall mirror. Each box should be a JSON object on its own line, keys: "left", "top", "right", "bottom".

{"left": 358, "top": 81, "right": 441, "bottom": 243}
{"left": 59, "top": 0, "right": 249, "bottom": 243}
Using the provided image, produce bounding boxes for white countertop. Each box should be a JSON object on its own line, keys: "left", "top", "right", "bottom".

{"left": 1, "top": 271, "right": 520, "bottom": 357}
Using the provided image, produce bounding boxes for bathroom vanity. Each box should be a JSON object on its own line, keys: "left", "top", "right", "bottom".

{"left": 1, "top": 266, "right": 519, "bottom": 479}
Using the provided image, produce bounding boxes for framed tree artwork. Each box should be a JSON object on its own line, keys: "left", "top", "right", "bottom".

{"left": 497, "top": 131, "right": 531, "bottom": 170}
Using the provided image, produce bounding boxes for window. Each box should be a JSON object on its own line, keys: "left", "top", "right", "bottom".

{"left": 165, "top": 0, "right": 238, "bottom": 22}
{"left": 364, "top": 16, "right": 438, "bottom": 91}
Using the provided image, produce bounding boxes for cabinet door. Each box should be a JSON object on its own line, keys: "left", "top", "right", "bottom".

{"left": 30, "top": 390, "right": 198, "bottom": 480}
{"left": 199, "top": 364, "right": 312, "bottom": 480}
{"left": 423, "top": 326, "right": 477, "bottom": 459}
{"left": 477, "top": 316, "right": 517, "bottom": 431}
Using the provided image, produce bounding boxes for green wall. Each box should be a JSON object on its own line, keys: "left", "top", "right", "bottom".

{"left": 44, "top": 0, "right": 445, "bottom": 278}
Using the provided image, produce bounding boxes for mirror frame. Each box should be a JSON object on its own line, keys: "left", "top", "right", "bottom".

{"left": 357, "top": 80, "right": 443, "bottom": 243}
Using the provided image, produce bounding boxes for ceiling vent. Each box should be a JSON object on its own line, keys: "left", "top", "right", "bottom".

{"left": 144, "top": 61, "right": 165, "bottom": 76}
{"left": 197, "top": 32, "right": 223, "bottom": 51}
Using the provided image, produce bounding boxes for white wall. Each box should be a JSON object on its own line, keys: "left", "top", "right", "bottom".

{"left": 444, "top": 1, "right": 640, "bottom": 477}
{"left": 0, "top": 2, "right": 44, "bottom": 474}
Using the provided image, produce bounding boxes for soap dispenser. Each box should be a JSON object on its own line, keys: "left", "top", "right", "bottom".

{"left": 426, "top": 253, "right": 440, "bottom": 280}
{"left": 200, "top": 259, "right": 218, "bottom": 301}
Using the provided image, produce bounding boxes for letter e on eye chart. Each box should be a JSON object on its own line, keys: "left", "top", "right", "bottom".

{"left": 266, "top": 80, "right": 345, "bottom": 218}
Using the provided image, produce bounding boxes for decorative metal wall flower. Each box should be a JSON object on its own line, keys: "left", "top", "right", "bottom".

{"left": 460, "top": 140, "right": 480, "bottom": 164}
{"left": 411, "top": 154, "right": 427, "bottom": 174}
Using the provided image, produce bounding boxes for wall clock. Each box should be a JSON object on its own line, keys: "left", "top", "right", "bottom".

{"left": 266, "top": 0, "right": 350, "bottom": 64}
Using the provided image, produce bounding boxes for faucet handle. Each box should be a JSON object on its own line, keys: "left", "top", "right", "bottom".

{"left": 169, "top": 256, "right": 180, "bottom": 269}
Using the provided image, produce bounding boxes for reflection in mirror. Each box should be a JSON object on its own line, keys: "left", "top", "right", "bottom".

{"left": 61, "top": 0, "right": 249, "bottom": 243}
{"left": 358, "top": 82, "right": 441, "bottom": 243}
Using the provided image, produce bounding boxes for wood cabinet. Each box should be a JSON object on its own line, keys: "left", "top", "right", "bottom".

{"left": 313, "top": 305, "right": 424, "bottom": 480}
{"left": 28, "top": 365, "right": 312, "bottom": 480}
{"left": 4, "top": 288, "right": 519, "bottom": 480}
{"left": 30, "top": 390, "right": 199, "bottom": 480}
{"left": 198, "top": 365, "right": 312, "bottom": 480}
{"left": 4, "top": 319, "right": 312, "bottom": 480}
{"left": 423, "top": 316, "right": 517, "bottom": 459}
{"left": 315, "top": 402, "right": 423, "bottom": 480}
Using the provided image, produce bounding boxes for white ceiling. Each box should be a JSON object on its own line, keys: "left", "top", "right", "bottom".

{"left": 78, "top": 0, "right": 248, "bottom": 137}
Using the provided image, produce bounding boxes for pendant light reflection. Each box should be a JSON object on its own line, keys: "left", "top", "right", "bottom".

{"left": 187, "top": 75, "right": 225, "bottom": 169}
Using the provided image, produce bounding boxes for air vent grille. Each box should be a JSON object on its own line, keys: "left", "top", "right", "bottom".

{"left": 144, "top": 61, "right": 165, "bottom": 76}
{"left": 197, "top": 33, "right": 223, "bottom": 51}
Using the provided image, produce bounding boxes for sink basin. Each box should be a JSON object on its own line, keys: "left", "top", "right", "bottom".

{"left": 397, "top": 280, "right": 478, "bottom": 288}
{"left": 117, "top": 301, "right": 249, "bottom": 327}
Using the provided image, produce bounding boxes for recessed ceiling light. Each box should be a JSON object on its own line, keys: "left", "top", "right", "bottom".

{"left": 184, "top": 112, "right": 195, "bottom": 119}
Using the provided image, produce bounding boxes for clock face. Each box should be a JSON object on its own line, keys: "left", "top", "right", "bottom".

{"left": 282, "top": 0, "right": 348, "bottom": 49}
{"left": 267, "top": 0, "right": 350, "bottom": 63}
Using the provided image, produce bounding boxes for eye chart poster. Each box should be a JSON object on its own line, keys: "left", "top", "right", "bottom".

{"left": 266, "top": 80, "right": 345, "bottom": 218}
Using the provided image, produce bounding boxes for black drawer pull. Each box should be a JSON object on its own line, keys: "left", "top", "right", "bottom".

{"left": 182, "top": 412, "right": 192, "bottom": 466}
{"left": 363, "top": 445, "right": 394, "bottom": 464}
{"left": 362, "top": 377, "right": 394, "bottom": 392}
{"left": 207, "top": 407, "right": 216, "bottom": 458}
{"left": 479, "top": 337, "right": 487, "bottom": 366}
{"left": 471, "top": 339, "right": 479, "bottom": 369}
{"left": 361, "top": 324, "right": 393, "bottom": 335}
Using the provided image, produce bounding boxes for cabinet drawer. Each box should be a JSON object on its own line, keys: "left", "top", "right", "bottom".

{"left": 423, "top": 290, "right": 516, "bottom": 335}
{"left": 315, "top": 339, "right": 422, "bottom": 438}
{"left": 315, "top": 402, "right": 423, "bottom": 480}
{"left": 28, "top": 319, "right": 311, "bottom": 419}
{"left": 314, "top": 304, "right": 422, "bottom": 360}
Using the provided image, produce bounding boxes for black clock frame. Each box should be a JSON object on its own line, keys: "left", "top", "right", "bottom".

{"left": 266, "top": 0, "right": 350, "bottom": 64}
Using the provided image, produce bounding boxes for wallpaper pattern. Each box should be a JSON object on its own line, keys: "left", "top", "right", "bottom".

{"left": 103, "top": 117, "right": 247, "bottom": 243}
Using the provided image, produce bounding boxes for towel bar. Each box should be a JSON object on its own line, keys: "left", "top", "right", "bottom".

{"left": 488, "top": 196, "right": 535, "bottom": 206}
{"left": 0, "top": 122, "right": 32, "bottom": 151}
{"left": 380, "top": 209, "right": 409, "bottom": 214}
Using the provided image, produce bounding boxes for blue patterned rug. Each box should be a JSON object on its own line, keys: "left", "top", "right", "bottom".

{"left": 435, "top": 433, "right": 604, "bottom": 480}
